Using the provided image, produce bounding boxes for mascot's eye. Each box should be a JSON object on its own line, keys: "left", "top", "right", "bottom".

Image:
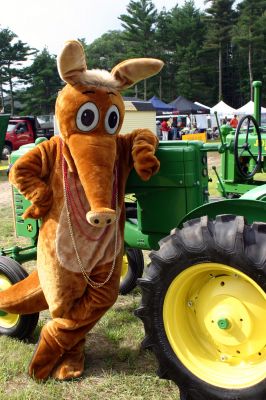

{"left": 76, "top": 102, "right": 99, "bottom": 132}
{"left": 105, "top": 105, "right": 120, "bottom": 134}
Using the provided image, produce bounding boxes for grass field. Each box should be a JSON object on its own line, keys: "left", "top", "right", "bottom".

{"left": 0, "top": 173, "right": 180, "bottom": 400}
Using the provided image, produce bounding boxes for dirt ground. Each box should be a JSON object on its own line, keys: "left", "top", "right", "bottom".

{"left": 208, "top": 152, "right": 221, "bottom": 169}
{"left": 0, "top": 179, "right": 11, "bottom": 206}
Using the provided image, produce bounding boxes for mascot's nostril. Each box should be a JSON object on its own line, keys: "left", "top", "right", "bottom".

{"left": 94, "top": 219, "right": 99, "bottom": 224}
{"left": 106, "top": 219, "right": 111, "bottom": 224}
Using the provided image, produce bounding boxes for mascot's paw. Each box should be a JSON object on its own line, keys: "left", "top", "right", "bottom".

{"left": 132, "top": 130, "right": 160, "bottom": 181}
{"left": 135, "top": 154, "right": 160, "bottom": 181}
{"left": 23, "top": 185, "right": 53, "bottom": 219}
{"left": 28, "top": 327, "right": 64, "bottom": 381}
{"left": 51, "top": 339, "right": 85, "bottom": 381}
{"left": 23, "top": 203, "right": 51, "bottom": 220}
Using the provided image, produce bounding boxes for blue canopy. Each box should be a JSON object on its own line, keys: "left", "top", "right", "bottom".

{"left": 149, "top": 96, "right": 175, "bottom": 112}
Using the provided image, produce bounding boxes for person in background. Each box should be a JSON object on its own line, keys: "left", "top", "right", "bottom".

{"left": 211, "top": 127, "right": 219, "bottom": 139}
{"left": 230, "top": 115, "right": 239, "bottom": 128}
{"left": 167, "top": 117, "right": 173, "bottom": 140}
{"left": 190, "top": 123, "right": 199, "bottom": 133}
{"left": 222, "top": 116, "right": 228, "bottom": 125}
{"left": 171, "top": 117, "right": 179, "bottom": 140}
{"left": 161, "top": 119, "right": 170, "bottom": 140}
{"left": 156, "top": 120, "right": 162, "bottom": 140}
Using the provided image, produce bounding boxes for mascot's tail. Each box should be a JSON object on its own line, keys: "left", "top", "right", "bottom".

{"left": 0, "top": 271, "right": 48, "bottom": 314}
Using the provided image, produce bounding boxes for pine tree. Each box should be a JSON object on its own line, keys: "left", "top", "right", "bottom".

{"left": 203, "top": 0, "right": 236, "bottom": 102}
{"left": 83, "top": 31, "right": 127, "bottom": 71}
{"left": 232, "top": 0, "right": 266, "bottom": 100}
{"left": 0, "top": 27, "right": 36, "bottom": 114}
{"left": 119, "top": 0, "right": 158, "bottom": 99}
{"left": 18, "top": 48, "right": 62, "bottom": 115}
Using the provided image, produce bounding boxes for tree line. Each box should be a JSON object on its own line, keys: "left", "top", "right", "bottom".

{"left": 0, "top": 0, "right": 265, "bottom": 116}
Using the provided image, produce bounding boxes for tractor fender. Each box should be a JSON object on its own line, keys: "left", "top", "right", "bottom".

{"left": 177, "top": 198, "right": 266, "bottom": 228}
{"left": 240, "top": 183, "right": 266, "bottom": 201}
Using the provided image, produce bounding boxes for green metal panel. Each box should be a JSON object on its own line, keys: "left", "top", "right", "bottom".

{"left": 126, "top": 140, "right": 209, "bottom": 235}
{"left": 124, "top": 140, "right": 210, "bottom": 250}
{"left": 0, "top": 114, "right": 10, "bottom": 156}
{"left": 10, "top": 142, "right": 38, "bottom": 240}
{"left": 12, "top": 187, "right": 38, "bottom": 239}
{"left": 124, "top": 220, "right": 162, "bottom": 250}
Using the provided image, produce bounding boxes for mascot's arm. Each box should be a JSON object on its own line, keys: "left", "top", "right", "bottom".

{"left": 9, "top": 138, "right": 58, "bottom": 219}
{"left": 118, "top": 129, "right": 160, "bottom": 181}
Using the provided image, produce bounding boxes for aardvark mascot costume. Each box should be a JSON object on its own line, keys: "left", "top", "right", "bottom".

{"left": 0, "top": 40, "right": 163, "bottom": 380}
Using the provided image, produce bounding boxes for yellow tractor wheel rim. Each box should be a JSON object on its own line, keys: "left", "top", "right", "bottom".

{"left": 163, "top": 262, "right": 266, "bottom": 389}
{"left": 0, "top": 274, "right": 20, "bottom": 328}
{"left": 120, "top": 254, "right": 129, "bottom": 283}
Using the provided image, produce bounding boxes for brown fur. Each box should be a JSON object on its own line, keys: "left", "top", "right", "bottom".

{"left": 1, "top": 40, "right": 163, "bottom": 381}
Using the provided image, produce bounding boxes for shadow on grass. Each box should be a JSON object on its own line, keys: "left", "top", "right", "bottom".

{"left": 27, "top": 301, "right": 158, "bottom": 380}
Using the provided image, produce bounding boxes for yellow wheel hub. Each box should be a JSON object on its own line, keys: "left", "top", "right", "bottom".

{"left": 120, "top": 254, "right": 129, "bottom": 283}
{"left": 0, "top": 274, "right": 19, "bottom": 328}
{"left": 163, "top": 263, "right": 266, "bottom": 389}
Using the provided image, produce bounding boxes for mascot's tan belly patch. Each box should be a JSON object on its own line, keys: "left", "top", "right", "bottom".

{"left": 56, "top": 174, "right": 121, "bottom": 274}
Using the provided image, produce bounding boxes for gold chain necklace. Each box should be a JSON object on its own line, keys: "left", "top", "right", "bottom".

{"left": 62, "top": 157, "right": 119, "bottom": 288}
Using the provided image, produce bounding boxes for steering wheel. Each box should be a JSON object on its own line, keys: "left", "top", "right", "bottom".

{"left": 234, "top": 114, "right": 262, "bottom": 179}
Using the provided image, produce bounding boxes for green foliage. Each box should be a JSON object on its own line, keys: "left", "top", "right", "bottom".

{"left": 83, "top": 31, "right": 128, "bottom": 70}
{"left": 0, "top": 0, "right": 266, "bottom": 114}
{"left": 119, "top": 0, "right": 157, "bottom": 57}
{"left": 232, "top": 0, "right": 266, "bottom": 101}
{"left": 119, "top": 0, "right": 159, "bottom": 99}
{"left": 203, "top": 0, "right": 237, "bottom": 102}
{"left": 18, "top": 48, "right": 62, "bottom": 115}
{"left": 169, "top": 2, "right": 207, "bottom": 101}
{"left": 0, "top": 28, "right": 36, "bottom": 114}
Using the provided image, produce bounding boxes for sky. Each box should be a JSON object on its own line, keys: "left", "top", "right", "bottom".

{"left": 0, "top": 0, "right": 205, "bottom": 56}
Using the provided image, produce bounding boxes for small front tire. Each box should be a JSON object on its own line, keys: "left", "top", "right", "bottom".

{"left": 119, "top": 248, "right": 144, "bottom": 295}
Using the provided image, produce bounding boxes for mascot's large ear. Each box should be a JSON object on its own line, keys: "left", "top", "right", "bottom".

{"left": 57, "top": 40, "right": 87, "bottom": 85}
{"left": 111, "top": 58, "right": 164, "bottom": 90}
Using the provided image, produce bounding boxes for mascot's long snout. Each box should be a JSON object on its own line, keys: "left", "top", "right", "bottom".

{"left": 68, "top": 134, "right": 117, "bottom": 228}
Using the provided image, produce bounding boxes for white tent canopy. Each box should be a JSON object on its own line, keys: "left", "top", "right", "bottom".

{"left": 210, "top": 100, "right": 236, "bottom": 127}
{"left": 194, "top": 101, "right": 211, "bottom": 129}
{"left": 210, "top": 100, "right": 236, "bottom": 118}
{"left": 194, "top": 101, "right": 211, "bottom": 110}
{"left": 236, "top": 100, "right": 266, "bottom": 115}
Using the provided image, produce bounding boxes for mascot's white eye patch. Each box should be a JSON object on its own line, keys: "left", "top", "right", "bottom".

{"left": 76, "top": 102, "right": 99, "bottom": 132}
{"left": 105, "top": 105, "right": 120, "bottom": 135}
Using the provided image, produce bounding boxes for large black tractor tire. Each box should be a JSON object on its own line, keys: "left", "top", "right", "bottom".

{"left": 136, "top": 215, "right": 266, "bottom": 400}
{"left": 119, "top": 248, "right": 144, "bottom": 295}
{"left": 0, "top": 256, "right": 39, "bottom": 340}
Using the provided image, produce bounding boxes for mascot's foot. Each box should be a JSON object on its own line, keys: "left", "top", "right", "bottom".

{"left": 28, "top": 326, "right": 64, "bottom": 381}
{"left": 51, "top": 339, "right": 85, "bottom": 380}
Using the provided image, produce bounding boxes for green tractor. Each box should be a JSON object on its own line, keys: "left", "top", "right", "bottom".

{"left": 217, "top": 81, "right": 265, "bottom": 199}
{"left": 0, "top": 81, "right": 266, "bottom": 399}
